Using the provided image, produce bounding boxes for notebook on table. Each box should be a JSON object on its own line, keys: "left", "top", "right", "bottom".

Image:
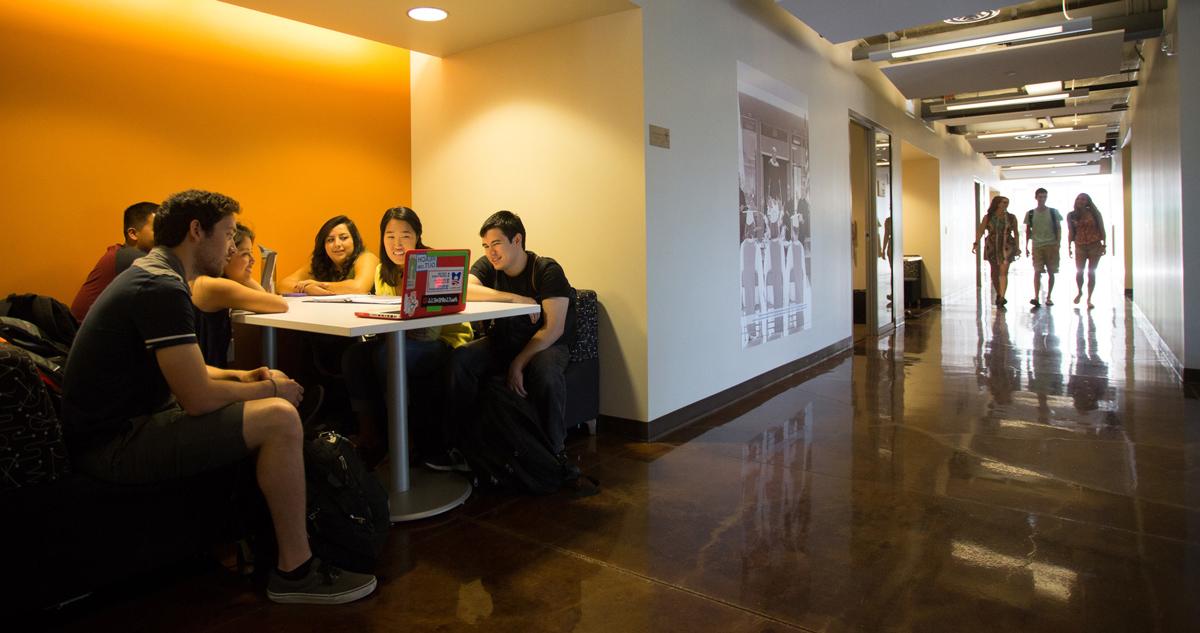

{"left": 356, "top": 249, "right": 469, "bottom": 320}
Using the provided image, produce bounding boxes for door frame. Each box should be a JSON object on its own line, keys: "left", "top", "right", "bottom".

{"left": 849, "top": 111, "right": 897, "bottom": 335}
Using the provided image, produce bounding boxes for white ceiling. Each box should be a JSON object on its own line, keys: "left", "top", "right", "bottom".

{"left": 774, "top": 0, "right": 1001, "bottom": 44}
{"left": 968, "top": 126, "right": 1109, "bottom": 153}
{"left": 989, "top": 151, "right": 1103, "bottom": 167}
{"left": 220, "top": 0, "right": 635, "bottom": 57}
{"left": 1001, "top": 163, "right": 1104, "bottom": 179}
{"left": 880, "top": 31, "right": 1125, "bottom": 99}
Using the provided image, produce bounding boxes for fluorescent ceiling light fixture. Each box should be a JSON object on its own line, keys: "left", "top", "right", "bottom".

{"left": 856, "top": 16, "right": 1091, "bottom": 62}
{"left": 994, "top": 147, "right": 1083, "bottom": 158}
{"left": 890, "top": 25, "right": 1066, "bottom": 58}
{"left": 1024, "top": 81, "right": 1063, "bottom": 95}
{"left": 1003, "top": 162, "right": 1086, "bottom": 170}
{"left": 407, "top": 7, "right": 448, "bottom": 22}
{"left": 976, "top": 129, "right": 1065, "bottom": 139}
{"left": 943, "top": 92, "right": 1075, "bottom": 112}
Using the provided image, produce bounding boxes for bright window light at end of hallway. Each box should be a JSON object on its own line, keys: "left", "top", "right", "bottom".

{"left": 408, "top": 7, "right": 448, "bottom": 22}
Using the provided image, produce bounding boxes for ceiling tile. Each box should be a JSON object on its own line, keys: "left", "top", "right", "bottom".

{"left": 881, "top": 30, "right": 1125, "bottom": 99}
{"left": 776, "top": 0, "right": 1001, "bottom": 44}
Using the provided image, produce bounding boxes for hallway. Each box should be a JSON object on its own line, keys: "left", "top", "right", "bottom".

{"left": 53, "top": 297, "right": 1198, "bottom": 632}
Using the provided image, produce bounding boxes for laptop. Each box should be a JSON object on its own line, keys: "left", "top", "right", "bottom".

{"left": 356, "top": 249, "right": 469, "bottom": 320}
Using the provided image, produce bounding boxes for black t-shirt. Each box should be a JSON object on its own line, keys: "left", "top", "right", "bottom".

{"left": 62, "top": 248, "right": 198, "bottom": 443}
{"left": 470, "top": 251, "right": 576, "bottom": 351}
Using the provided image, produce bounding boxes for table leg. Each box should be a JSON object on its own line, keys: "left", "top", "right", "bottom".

{"left": 384, "top": 331, "right": 471, "bottom": 522}
{"left": 261, "top": 326, "right": 277, "bottom": 367}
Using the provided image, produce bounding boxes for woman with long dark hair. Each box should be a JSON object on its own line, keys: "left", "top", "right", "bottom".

{"left": 280, "top": 215, "right": 378, "bottom": 295}
{"left": 341, "top": 207, "right": 472, "bottom": 466}
{"left": 1067, "top": 193, "right": 1107, "bottom": 309}
{"left": 972, "top": 195, "right": 1021, "bottom": 307}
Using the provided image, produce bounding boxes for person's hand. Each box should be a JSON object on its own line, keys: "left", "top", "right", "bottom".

{"left": 506, "top": 359, "right": 528, "bottom": 397}
{"left": 271, "top": 376, "right": 304, "bottom": 408}
{"left": 517, "top": 295, "right": 540, "bottom": 322}
{"left": 245, "top": 367, "right": 287, "bottom": 383}
{"left": 305, "top": 282, "right": 334, "bottom": 296}
{"left": 971, "top": 241, "right": 977, "bottom": 254}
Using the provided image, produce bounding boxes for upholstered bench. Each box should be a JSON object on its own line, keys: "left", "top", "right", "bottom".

{"left": 564, "top": 289, "right": 600, "bottom": 435}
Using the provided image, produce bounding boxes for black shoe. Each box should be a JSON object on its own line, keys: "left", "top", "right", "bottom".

{"left": 1030, "top": 299, "right": 1040, "bottom": 307}
{"left": 267, "top": 558, "right": 376, "bottom": 605}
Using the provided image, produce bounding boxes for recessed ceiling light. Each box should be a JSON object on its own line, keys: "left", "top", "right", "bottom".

{"left": 943, "top": 10, "right": 1000, "bottom": 25}
{"left": 1014, "top": 133, "right": 1052, "bottom": 140}
{"left": 408, "top": 7, "right": 448, "bottom": 22}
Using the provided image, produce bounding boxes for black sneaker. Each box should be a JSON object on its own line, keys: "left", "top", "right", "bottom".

{"left": 423, "top": 448, "right": 470, "bottom": 473}
{"left": 267, "top": 558, "right": 376, "bottom": 605}
{"left": 1030, "top": 298, "right": 1040, "bottom": 307}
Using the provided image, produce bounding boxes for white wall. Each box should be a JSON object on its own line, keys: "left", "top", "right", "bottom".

{"left": 410, "top": 10, "right": 649, "bottom": 419}
{"left": 1128, "top": 0, "right": 1191, "bottom": 369}
{"left": 637, "top": 0, "right": 997, "bottom": 421}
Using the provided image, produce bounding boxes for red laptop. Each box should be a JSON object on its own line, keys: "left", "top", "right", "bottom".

{"left": 356, "top": 249, "right": 469, "bottom": 320}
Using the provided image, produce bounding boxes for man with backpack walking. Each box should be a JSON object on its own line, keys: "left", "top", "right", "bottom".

{"left": 1024, "top": 188, "right": 1063, "bottom": 307}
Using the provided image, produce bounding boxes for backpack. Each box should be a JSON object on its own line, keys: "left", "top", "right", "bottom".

{"left": 0, "top": 343, "right": 72, "bottom": 490}
{"left": 0, "top": 316, "right": 68, "bottom": 394}
{"left": 458, "top": 377, "right": 594, "bottom": 496}
{"left": 303, "top": 431, "right": 390, "bottom": 573}
{"left": 0, "top": 293, "right": 78, "bottom": 348}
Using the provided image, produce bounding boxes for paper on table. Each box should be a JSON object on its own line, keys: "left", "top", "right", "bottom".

{"left": 303, "top": 294, "right": 404, "bottom": 304}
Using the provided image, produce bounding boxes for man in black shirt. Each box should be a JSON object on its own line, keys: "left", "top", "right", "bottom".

{"left": 63, "top": 189, "right": 375, "bottom": 605}
{"left": 449, "top": 210, "right": 576, "bottom": 456}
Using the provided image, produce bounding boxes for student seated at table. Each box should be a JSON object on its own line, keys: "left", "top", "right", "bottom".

{"left": 191, "top": 223, "right": 288, "bottom": 368}
{"left": 62, "top": 189, "right": 376, "bottom": 605}
{"left": 279, "top": 215, "right": 378, "bottom": 295}
{"left": 449, "top": 210, "right": 577, "bottom": 460}
{"left": 340, "top": 207, "right": 471, "bottom": 467}
{"left": 70, "top": 201, "right": 158, "bottom": 321}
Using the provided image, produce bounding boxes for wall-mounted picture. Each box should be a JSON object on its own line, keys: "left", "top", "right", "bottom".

{"left": 737, "top": 63, "right": 812, "bottom": 349}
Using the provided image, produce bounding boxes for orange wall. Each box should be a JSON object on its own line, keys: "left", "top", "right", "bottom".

{"left": 0, "top": 0, "right": 411, "bottom": 304}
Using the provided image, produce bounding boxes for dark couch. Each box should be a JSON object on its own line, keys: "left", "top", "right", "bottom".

{"left": 564, "top": 289, "right": 600, "bottom": 435}
{"left": 0, "top": 342, "right": 254, "bottom": 612}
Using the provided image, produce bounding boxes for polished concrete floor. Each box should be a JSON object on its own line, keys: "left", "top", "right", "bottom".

{"left": 51, "top": 280, "right": 1198, "bottom": 632}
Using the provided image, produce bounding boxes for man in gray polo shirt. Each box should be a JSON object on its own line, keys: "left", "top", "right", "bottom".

{"left": 63, "top": 189, "right": 375, "bottom": 605}
{"left": 1023, "top": 187, "right": 1063, "bottom": 307}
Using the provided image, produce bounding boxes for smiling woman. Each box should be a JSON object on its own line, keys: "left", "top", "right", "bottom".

{"left": 279, "top": 216, "right": 379, "bottom": 295}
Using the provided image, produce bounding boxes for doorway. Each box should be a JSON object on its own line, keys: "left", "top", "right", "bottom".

{"left": 848, "top": 117, "right": 897, "bottom": 338}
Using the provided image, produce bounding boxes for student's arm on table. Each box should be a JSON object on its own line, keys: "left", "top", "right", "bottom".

{"left": 506, "top": 296, "right": 568, "bottom": 397}
{"left": 158, "top": 345, "right": 302, "bottom": 415}
{"left": 279, "top": 264, "right": 332, "bottom": 295}
{"left": 317, "top": 252, "right": 380, "bottom": 295}
{"left": 192, "top": 276, "right": 288, "bottom": 313}
{"left": 465, "top": 274, "right": 538, "bottom": 305}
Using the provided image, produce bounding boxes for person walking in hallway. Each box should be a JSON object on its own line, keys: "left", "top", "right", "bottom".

{"left": 1023, "top": 187, "right": 1063, "bottom": 307}
{"left": 972, "top": 195, "right": 1020, "bottom": 308}
{"left": 1067, "top": 193, "right": 1107, "bottom": 309}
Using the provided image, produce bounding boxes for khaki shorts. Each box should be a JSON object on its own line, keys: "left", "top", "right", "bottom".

{"left": 1031, "top": 244, "right": 1060, "bottom": 274}
{"left": 1075, "top": 242, "right": 1104, "bottom": 267}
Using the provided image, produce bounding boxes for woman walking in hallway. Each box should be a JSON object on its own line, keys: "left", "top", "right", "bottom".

{"left": 972, "top": 195, "right": 1020, "bottom": 308}
{"left": 1067, "top": 193, "right": 1107, "bottom": 309}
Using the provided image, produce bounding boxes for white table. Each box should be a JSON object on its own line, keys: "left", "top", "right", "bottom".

{"left": 233, "top": 298, "right": 540, "bottom": 522}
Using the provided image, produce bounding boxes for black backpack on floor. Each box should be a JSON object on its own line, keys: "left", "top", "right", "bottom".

{"left": 303, "top": 431, "right": 390, "bottom": 573}
{"left": 0, "top": 293, "right": 78, "bottom": 348}
{"left": 458, "top": 378, "right": 591, "bottom": 496}
{"left": 0, "top": 316, "right": 68, "bottom": 393}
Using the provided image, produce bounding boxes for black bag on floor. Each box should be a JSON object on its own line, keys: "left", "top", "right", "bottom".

{"left": 0, "top": 343, "right": 71, "bottom": 490}
{"left": 0, "top": 316, "right": 68, "bottom": 391}
{"left": 0, "top": 293, "right": 78, "bottom": 347}
{"left": 303, "top": 431, "right": 390, "bottom": 573}
{"left": 459, "top": 377, "right": 594, "bottom": 496}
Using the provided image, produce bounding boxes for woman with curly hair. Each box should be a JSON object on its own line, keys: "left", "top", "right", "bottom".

{"left": 280, "top": 215, "right": 378, "bottom": 295}
{"left": 1066, "top": 193, "right": 1107, "bottom": 309}
{"left": 972, "top": 195, "right": 1021, "bottom": 308}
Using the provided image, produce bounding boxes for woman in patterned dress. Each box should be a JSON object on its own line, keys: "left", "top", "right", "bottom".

{"left": 972, "top": 195, "right": 1021, "bottom": 307}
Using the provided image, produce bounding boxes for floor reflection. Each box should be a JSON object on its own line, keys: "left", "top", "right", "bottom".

{"left": 52, "top": 294, "right": 1199, "bottom": 633}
